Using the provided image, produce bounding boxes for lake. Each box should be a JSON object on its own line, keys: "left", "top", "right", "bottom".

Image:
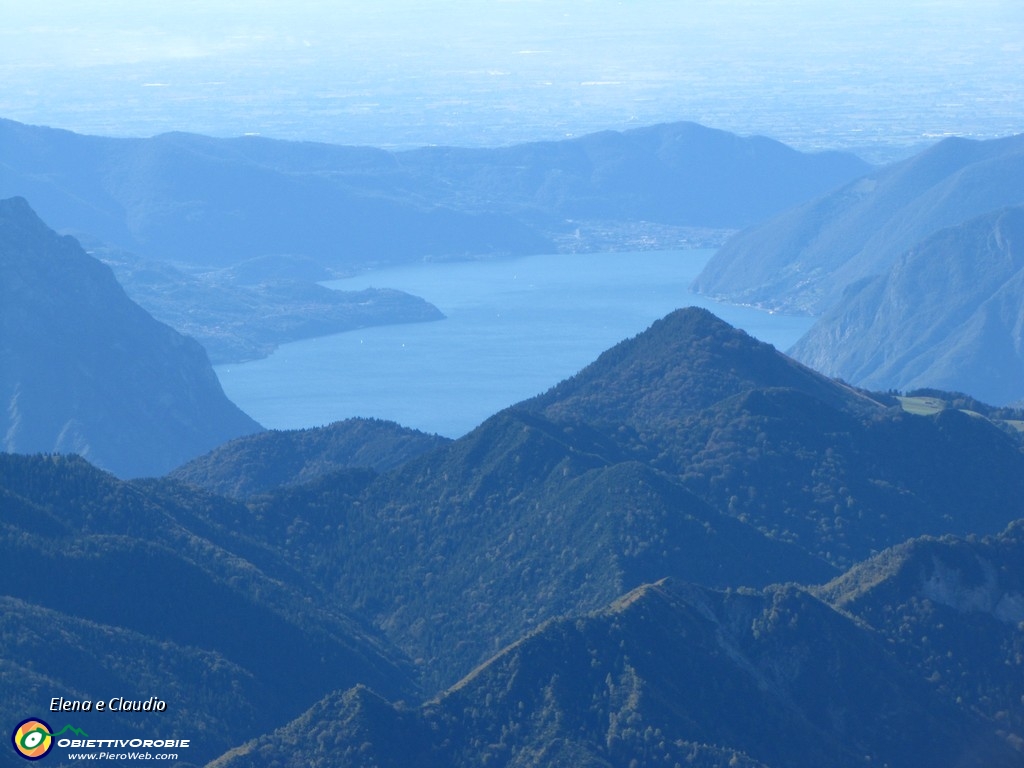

{"left": 215, "top": 250, "right": 814, "bottom": 437}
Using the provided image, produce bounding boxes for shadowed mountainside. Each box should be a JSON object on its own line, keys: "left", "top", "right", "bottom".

{"left": 692, "top": 132, "right": 1024, "bottom": 314}
{"left": 790, "top": 206, "right": 1024, "bottom": 404}
{"left": 0, "top": 453, "right": 415, "bottom": 766}
{"left": 0, "top": 196, "right": 261, "bottom": 477}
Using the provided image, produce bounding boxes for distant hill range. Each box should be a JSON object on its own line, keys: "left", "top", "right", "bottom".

{"left": 692, "top": 132, "right": 1024, "bottom": 315}
{"left": 0, "top": 196, "right": 261, "bottom": 477}
{"left": 0, "top": 118, "right": 870, "bottom": 269}
{"left": 791, "top": 206, "right": 1024, "bottom": 403}
{"left": 5, "top": 306, "right": 1024, "bottom": 765}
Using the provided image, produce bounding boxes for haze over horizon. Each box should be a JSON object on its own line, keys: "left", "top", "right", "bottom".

{"left": 2, "top": 0, "right": 1022, "bottom": 160}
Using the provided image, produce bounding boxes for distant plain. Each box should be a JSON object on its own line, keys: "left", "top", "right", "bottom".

{"left": 2, "top": 2, "right": 1021, "bottom": 162}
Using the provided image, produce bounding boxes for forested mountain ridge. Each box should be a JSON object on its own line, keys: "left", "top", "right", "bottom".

{"left": 818, "top": 521, "right": 1024, "bottom": 743}
{"left": 196, "top": 309, "right": 1024, "bottom": 695}
{"left": 243, "top": 405, "right": 839, "bottom": 691}
{"left": 212, "top": 569, "right": 1022, "bottom": 768}
{"left": 0, "top": 118, "right": 870, "bottom": 270}
{"left": 170, "top": 417, "right": 451, "bottom": 499}
{"left": 0, "top": 452, "right": 415, "bottom": 767}
{"left": 5, "top": 306, "right": 1024, "bottom": 766}
{"left": 0, "top": 196, "right": 261, "bottom": 477}
{"left": 519, "top": 306, "right": 884, "bottom": 434}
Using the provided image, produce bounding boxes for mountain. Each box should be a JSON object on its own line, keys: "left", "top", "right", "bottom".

{"left": 170, "top": 418, "right": 451, "bottom": 498}
{"left": 790, "top": 206, "right": 1024, "bottom": 404}
{"left": 395, "top": 121, "right": 872, "bottom": 231}
{"left": 0, "top": 452, "right": 415, "bottom": 766}
{"left": 517, "top": 309, "right": 1024, "bottom": 561}
{"left": 0, "top": 119, "right": 551, "bottom": 269}
{"left": 0, "top": 196, "right": 261, "bottom": 477}
{"left": 216, "top": 309, "right": 1024, "bottom": 693}
{"left": 0, "top": 118, "right": 870, "bottom": 269}
{"left": 519, "top": 306, "right": 883, "bottom": 435}
{"left": 819, "top": 520, "right": 1024, "bottom": 742}
{"left": 240, "top": 407, "right": 837, "bottom": 692}
{"left": 210, "top": 577, "right": 1020, "bottom": 768}
{"left": 7, "top": 303, "right": 1024, "bottom": 765}
{"left": 1, "top": 594, "right": 267, "bottom": 768}
{"left": 692, "top": 132, "right": 1024, "bottom": 314}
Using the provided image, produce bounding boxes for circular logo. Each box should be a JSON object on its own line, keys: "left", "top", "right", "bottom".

{"left": 11, "top": 718, "right": 54, "bottom": 761}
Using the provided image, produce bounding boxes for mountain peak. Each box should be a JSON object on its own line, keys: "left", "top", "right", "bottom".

{"left": 0, "top": 194, "right": 34, "bottom": 217}
{"left": 520, "top": 307, "right": 881, "bottom": 433}
{"left": 0, "top": 195, "right": 76, "bottom": 253}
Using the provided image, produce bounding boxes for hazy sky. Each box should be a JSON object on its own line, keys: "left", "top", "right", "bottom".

{"left": 4, "top": 1, "right": 1019, "bottom": 71}
{"left": 1, "top": 1, "right": 1021, "bottom": 154}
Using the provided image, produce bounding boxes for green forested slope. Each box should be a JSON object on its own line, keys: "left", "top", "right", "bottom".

{"left": 6, "top": 308, "right": 1024, "bottom": 768}
{"left": 0, "top": 454, "right": 415, "bottom": 766}
{"left": 212, "top": 576, "right": 1020, "bottom": 768}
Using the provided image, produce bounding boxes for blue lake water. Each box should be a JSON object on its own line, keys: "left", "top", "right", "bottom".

{"left": 215, "top": 250, "right": 814, "bottom": 437}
